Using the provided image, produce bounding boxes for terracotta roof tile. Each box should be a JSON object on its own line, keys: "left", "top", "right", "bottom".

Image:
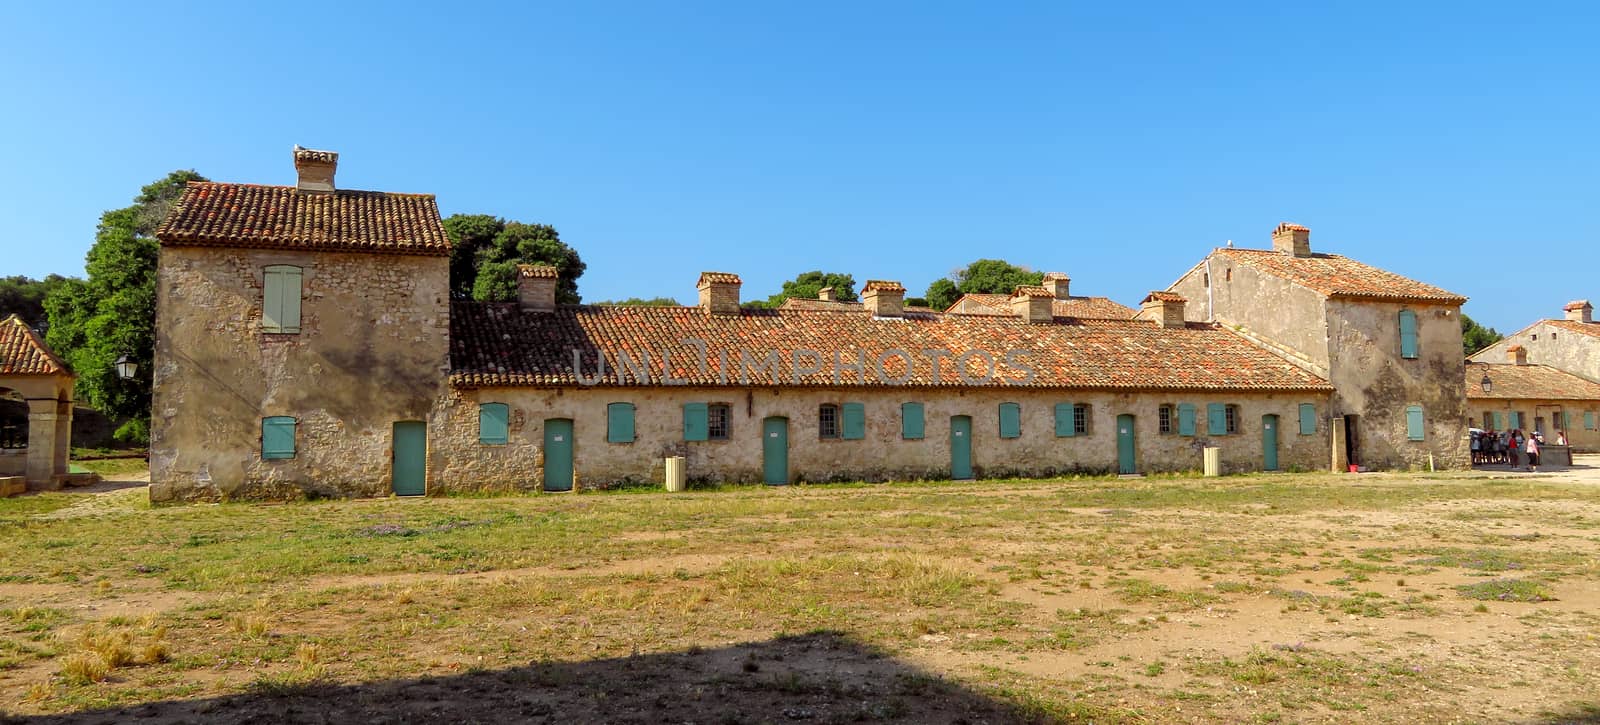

{"left": 156, "top": 182, "right": 450, "bottom": 256}
{"left": 518, "top": 264, "right": 559, "bottom": 278}
{"left": 0, "top": 315, "right": 70, "bottom": 376}
{"left": 1543, "top": 319, "right": 1600, "bottom": 339}
{"left": 449, "top": 303, "right": 1331, "bottom": 392}
{"left": 1466, "top": 362, "right": 1600, "bottom": 401}
{"left": 1564, "top": 299, "right": 1592, "bottom": 312}
{"left": 697, "top": 272, "right": 742, "bottom": 286}
{"left": 863, "top": 280, "right": 906, "bottom": 293}
{"left": 948, "top": 293, "right": 1136, "bottom": 320}
{"left": 1217, "top": 248, "right": 1466, "bottom": 304}
{"left": 1042, "top": 272, "right": 1070, "bottom": 281}
{"left": 1011, "top": 286, "right": 1052, "bottom": 299}
{"left": 1143, "top": 291, "right": 1186, "bottom": 303}
{"left": 777, "top": 298, "right": 942, "bottom": 316}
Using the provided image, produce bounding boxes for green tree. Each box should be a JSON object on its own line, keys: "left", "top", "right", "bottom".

{"left": 0, "top": 275, "right": 72, "bottom": 330}
{"left": 1462, "top": 314, "right": 1503, "bottom": 356}
{"left": 441, "top": 215, "right": 586, "bottom": 303}
{"left": 923, "top": 259, "right": 1044, "bottom": 310}
{"left": 747, "top": 271, "right": 858, "bottom": 309}
{"left": 594, "top": 297, "right": 681, "bottom": 306}
{"left": 44, "top": 170, "right": 206, "bottom": 427}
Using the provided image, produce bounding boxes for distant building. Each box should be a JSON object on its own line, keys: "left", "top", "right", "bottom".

{"left": 1467, "top": 301, "right": 1600, "bottom": 449}
{"left": 0, "top": 314, "right": 76, "bottom": 490}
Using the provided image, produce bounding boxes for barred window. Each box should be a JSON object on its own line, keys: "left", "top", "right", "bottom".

{"left": 708, "top": 404, "right": 730, "bottom": 440}
{"left": 1225, "top": 405, "right": 1239, "bottom": 434}
{"left": 1158, "top": 405, "right": 1173, "bottom": 434}
{"left": 819, "top": 404, "right": 839, "bottom": 439}
{"left": 1073, "top": 404, "right": 1090, "bottom": 435}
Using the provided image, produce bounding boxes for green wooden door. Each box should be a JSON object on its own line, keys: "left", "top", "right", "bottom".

{"left": 392, "top": 421, "right": 427, "bottom": 496}
{"left": 1116, "top": 414, "right": 1136, "bottom": 474}
{"left": 1262, "top": 414, "right": 1280, "bottom": 471}
{"left": 762, "top": 417, "right": 789, "bottom": 485}
{"left": 950, "top": 415, "right": 973, "bottom": 480}
{"left": 543, "top": 419, "right": 574, "bottom": 492}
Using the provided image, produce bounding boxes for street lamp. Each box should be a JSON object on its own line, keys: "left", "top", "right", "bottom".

{"left": 114, "top": 355, "right": 137, "bottom": 381}
{"left": 1479, "top": 373, "right": 1492, "bottom": 394}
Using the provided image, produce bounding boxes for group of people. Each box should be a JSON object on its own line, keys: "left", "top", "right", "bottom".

{"left": 1471, "top": 428, "right": 1565, "bottom": 470}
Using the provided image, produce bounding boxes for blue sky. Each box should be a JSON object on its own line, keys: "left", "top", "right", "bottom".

{"left": 2, "top": 2, "right": 1594, "bottom": 332}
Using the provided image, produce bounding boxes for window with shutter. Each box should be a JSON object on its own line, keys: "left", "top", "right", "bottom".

{"left": 1158, "top": 405, "right": 1173, "bottom": 434}
{"left": 707, "top": 404, "right": 731, "bottom": 440}
{"left": 1225, "top": 405, "right": 1239, "bottom": 434}
{"left": 1298, "top": 403, "right": 1316, "bottom": 435}
{"left": 818, "top": 404, "right": 840, "bottom": 439}
{"left": 262, "top": 416, "right": 297, "bottom": 459}
{"left": 1177, "top": 403, "right": 1196, "bottom": 436}
{"left": 1398, "top": 310, "right": 1418, "bottom": 359}
{"left": 478, "top": 403, "right": 509, "bottom": 445}
{"left": 1406, "top": 405, "right": 1425, "bottom": 440}
{"left": 1054, "top": 403, "right": 1074, "bottom": 437}
{"left": 1206, "top": 403, "right": 1226, "bottom": 435}
{"left": 683, "top": 403, "right": 709, "bottom": 441}
{"left": 998, "top": 403, "right": 1021, "bottom": 439}
{"left": 607, "top": 402, "right": 635, "bottom": 443}
{"left": 1073, "top": 404, "right": 1090, "bottom": 435}
{"left": 841, "top": 403, "right": 866, "bottom": 440}
{"left": 900, "top": 403, "right": 925, "bottom": 440}
{"left": 263, "top": 266, "right": 303, "bottom": 334}
{"left": 1587, "top": 411, "right": 1596, "bottom": 430}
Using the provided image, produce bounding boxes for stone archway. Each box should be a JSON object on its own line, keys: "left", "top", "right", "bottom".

{"left": 0, "top": 315, "right": 76, "bottom": 491}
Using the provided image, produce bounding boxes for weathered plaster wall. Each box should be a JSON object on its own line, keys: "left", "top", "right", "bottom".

{"left": 1325, "top": 300, "right": 1468, "bottom": 469}
{"left": 1469, "top": 398, "right": 1600, "bottom": 452}
{"left": 1171, "top": 256, "right": 1332, "bottom": 373}
{"left": 1471, "top": 322, "right": 1600, "bottom": 383}
{"left": 0, "top": 376, "right": 74, "bottom": 487}
{"left": 150, "top": 248, "right": 450, "bottom": 502}
{"left": 427, "top": 386, "right": 1334, "bottom": 493}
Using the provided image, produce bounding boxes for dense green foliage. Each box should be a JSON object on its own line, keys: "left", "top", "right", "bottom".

{"left": 593, "top": 297, "right": 682, "bottom": 307}
{"left": 923, "top": 259, "right": 1044, "bottom": 310}
{"left": 0, "top": 275, "right": 73, "bottom": 329}
{"left": 44, "top": 171, "right": 205, "bottom": 424}
{"left": 442, "top": 215, "right": 585, "bottom": 303}
{"left": 1461, "top": 314, "right": 1503, "bottom": 356}
{"left": 745, "top": 271, "right": 858, "bottom": 309}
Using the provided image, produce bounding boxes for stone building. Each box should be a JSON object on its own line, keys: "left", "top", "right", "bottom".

{"left": 1470, "top": 301, "right": 1600, "bottom": 384}
{"left": 1465, "top": 347, "right": 1600, "bottom": 451}
{"left": 0, "top": 315, "right": 76, "bottom": 491}
{"left": 150, "top": 151, "right": 1474, "bottom": 501}
{"left": 1167, "top": 223, "right": 1470, "bottom": 470}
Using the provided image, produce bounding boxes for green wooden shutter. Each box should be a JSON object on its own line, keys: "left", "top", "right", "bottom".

{"left": 900, "top": 403, "right": 925, "bottom": 440}
{"left": 262, "top": 417, "right": 296, "bottom": 459}
{"left": 263, "top": 266, "right": 302, "bottom": 333}
{"left": 607, "top": 402, "right": 635, "bottom": 443}
{"left": 1406, "top": 405, "right": 1425, "bottom": 440}
{"left": 1207, "top": 403, "right": 1226, "bottom": 435}
{"left": 478, "top": 403, "right": 509, "bottom": 444}
{"left": 1177, "top": 404, "right": 1196, "bottom": 436}
{"left": 1491, "top": 412, "right": 1502, "bottom": 430}
{"left": 1054, "top": 403, "right": 1074, "bottom": 437}
{"left": 1398, "top": 310, "right": 1418, "bottom": 359}
{"left": 1586, "top": 411, "right": 1595, "bottom": 430}
{"left": 998, "top": 403, "right": 1021, "bottom": 439}
{"left": 683, "top": 403, "right": 708, "bottom": 441}
{"left": 1511, "top": 411, "right": 1523, "bottom": 430}
{"left": 1298, "top": 403, "right": 1316, "bottom": 435}
{"left": 842, "top": 402, "right": 866, "bottom": 440}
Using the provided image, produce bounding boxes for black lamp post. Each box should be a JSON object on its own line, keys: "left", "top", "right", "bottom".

{"left": 1480, "top": 373, "right": 1492, "bottom": 394}
{"left": 114, "top": 355, "right": 137, "bottom": 381}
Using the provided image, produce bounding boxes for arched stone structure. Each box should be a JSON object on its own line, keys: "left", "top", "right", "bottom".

{"left": 0, "top": 315, "right": 75, "bottom": 491}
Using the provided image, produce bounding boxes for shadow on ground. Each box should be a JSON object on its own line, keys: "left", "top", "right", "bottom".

{"left": 5, "top": 632, "right": 1035, "bottom": 725}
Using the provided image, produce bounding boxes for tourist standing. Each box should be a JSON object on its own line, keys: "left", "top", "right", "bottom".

{"left": 1527, "top": 433, "right": 1540, "bottom": 472}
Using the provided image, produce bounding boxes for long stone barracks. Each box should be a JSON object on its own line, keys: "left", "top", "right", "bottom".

{"left": 149, "top": 149, "right": 1469, "bottom": 502}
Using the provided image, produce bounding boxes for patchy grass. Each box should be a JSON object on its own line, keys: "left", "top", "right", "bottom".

{"left": 1456, "top": 578, "right": 1556, "bottom": 602}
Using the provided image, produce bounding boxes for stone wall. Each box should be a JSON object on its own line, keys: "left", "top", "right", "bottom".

{"left": 150, "top": 247, "right": 449, "bottom": 502}
{"left": 426, "top": 386, "right": 1334, "bottom": 493}
{"left": 1472, "top": 321, "right": 1600, "bottom": 384}
{"left": 1469, "top": 398, "right": 1600, "bottom": 452}
{"left": 1169, "top": 256, "right": 1333, "bottom": 374}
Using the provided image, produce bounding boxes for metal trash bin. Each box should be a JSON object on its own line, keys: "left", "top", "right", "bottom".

{"left": 1203, "top": 447, "right": 1221, "bottom": 477}
{"left": 664, "top": 456, "right": 686, "bottom": 492}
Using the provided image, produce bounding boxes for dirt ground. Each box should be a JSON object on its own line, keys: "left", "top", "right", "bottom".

{"left": 3, "top": 461, "right": 1600, "bottom": 723}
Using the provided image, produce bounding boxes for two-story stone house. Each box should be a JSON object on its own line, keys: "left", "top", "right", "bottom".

{"left": 1466, "top": 300, "right": 1600, "bottom": 449}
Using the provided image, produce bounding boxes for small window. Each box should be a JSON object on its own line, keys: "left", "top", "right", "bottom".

{"left": 1298, "top": 403, "right": 1317, "bottom": 435}
{"left": 262, "top": 265, "right": 303, "bottom": 334}
{"left": 1406, "top": 405, "right": 1425, "bottom": 441}
{"left": 1398, "top": 309, "right": 1418, "bottom": 359}
{"left": 1177, "top": 403, "right": 1196, "bottom": 436}
{"left": 607, "top": 402, "right": 635, "bottom": 443}
{"left": 1482, "top": 410, "right": 1494, "bottom": 429}
{"left": 1225, "top": 405, "right": 1238, "bottom": 434}
{"left": 1531, "top": 334, "right": 1538, "bottom": 341}
{"left": 1585, "top": 411, "right": 1595, "bottom": 430}
{"left": 1073, "top": 403, "right": 1090, "bottom": 435}
{"left": 901, "top": 403, "right": 925, "bottom": 440}
{"left": 1158, "top": 404, "right": 1173, "bottom": 434}
{"left": 1225, "top": 268, "right": 1232, "bottom": 282}
{"left": 478, "top": 403, "right": 509, "bottom": 445}
{"left": 262, "top": 416, "right": 297, "bottom": 460}
{"left": 818, "top": 404, "right": 840, "bottom": 439}
{"left": 1202, "top": 273, "right": 1210, "bottom": 287}
{"left": 707, "top": 404, "right": 730, "bottom": 440}
{"left": 1511, "top": 411, "right": 1524, "bottom": 430}
{"left": 842, "top": 402, "right": 866, "bottom": 440}
{"left": 998, "top": 403, "right": 1021, "bottom": 439}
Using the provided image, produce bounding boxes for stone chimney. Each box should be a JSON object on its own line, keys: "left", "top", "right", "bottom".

{"left": 1042, "top": 272, "right": 1071, "bottom": 300}
{"left": 862, "top": 280, "right": 906, "bottom": 318}
{"left": 697, "top": 272, "right": 742, "bottom": 315}
{"left": 1271, "top": 222, "right": 1311, "bottom": 258}
{"left": 293, "top": 145, "right": 338, "bottom": 193}
{"left": 517, "top": 265, "right": 559, "bottom": 312}
{"left": 1011, "top": 285, "right": 1054, "bottom": 324}
{"left": 1507, "top": 344, "right": 1528, "bottom": 366}
{"left": 817, "top": 286, "right": 836, "bottom": 302}
{"left": 1138, "top": 291, "right": 1187, "bottom": 329}
{"left": 1564, "top": 299, "right": 1593, "bottom": 323}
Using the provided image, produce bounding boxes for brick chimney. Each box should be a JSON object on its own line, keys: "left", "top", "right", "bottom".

{"left": 1042, "top": 272, "right": 1071, "bottom": 300}
{"left": 517, "top": 265, "right": 559, "bottom": 312}
{"left": 817, "top": 286, "right": 836, "bottom": 302}
{"left": 1507, "top": 344, "right": 1528, "bottom": 366}
{"left": 1564, "top": 299, "right": 1593, "bottom": 323}
{"left": 293, "top": 145, "right": 338, "bottom": 193}
{"left": 1271, "top": 222, "right": 1311, "bottom": 258}
{"left": 1138, "top": 291, "right": 1187, "bottom": 329}
{"left": 862, "top": 280, "right": 906, "bottom": 318}
{"left": 697, "top": 272, "right": 742, "bottom": 315}
{"left": 1011, "top": 285, "right": 1053, "bottom": 324}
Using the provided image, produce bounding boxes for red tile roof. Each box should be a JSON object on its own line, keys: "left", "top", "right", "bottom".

{"left": 156, "top": 182, "right": 450, "bottom": 256}
{"left": 947, "top": 293, "right": 1136, "bottom": 320}
{"left": 862, "top": 280, "right": 906, "bottom": 293}
{"left": 1564, "top": 300, "right": 1592, "bottom": 312}
{"left": 1143, "top": 291, "right": 1186, "bottom": 303}
{"left": 778, "top": 298, "right": 939, "bottom": 315}
{"left": 697, "top": 272, "right": 742, "bottom": 286}
{"left": 1466, "top": 362, "right": 1600, "bottom": 401}
{"left": 449, "top": 303, "right": 1331, "bottom": 392}
{"left": 1544, "top": 319, "right": 1600, "bottom": 339}
{"left": 1011, "top": 286, "right": 1051, "bottom": 299}
{"left": 518, "top": 265, "right": 559, "bottom": 278}
{"left": 0, "top": 315, "right": 70, "bottom": 376}
{"left": 1216, "top": 248, "right": 1466, "bottom": 304}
